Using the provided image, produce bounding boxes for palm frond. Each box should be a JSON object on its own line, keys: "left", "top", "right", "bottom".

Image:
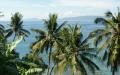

{"left": 0, "top": 24, "right": 4, "bottom": 29}
{"left": 94, "top": 17, "right": 108, "bottom": 24}
{"left": 55, "top": 21, "right": 67, "bottom": 33}
{"left": 20, "top": 29, "right": 30, "bottom": 35}
{"left": 31, "top": 39, "right": 49, "bottom": 53}
{"left": 25, "top": 68, "right": 43, "bottom": 75}
{"left": 54, "top": 59, "right": 67, "bottom": 75}
{"left": 81, "top": 55, "right": 99, "bottom": 72}
{"left": 105, "top": 11, "right": 114, "bottom": 18}
{"left": 7, "top": 35, "right": 23, "bottom": 53}
{"left": 76, "top": 57, "right": 87, "bottom": 75}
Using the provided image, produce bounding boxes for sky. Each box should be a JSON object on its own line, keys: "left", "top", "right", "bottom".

{"left": 0, "top": 0, "right": 119, "bottom": 20}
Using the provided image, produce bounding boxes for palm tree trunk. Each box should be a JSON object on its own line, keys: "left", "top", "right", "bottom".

{"left": 47, "top": 44, "right": 52, "bottom": 75}
{"left": 112, "top": 70, "right": 115, "bottom": 75}
{"left": 118, "top": 23, "right": 120, "bottom": 44}
{"left": 49, "top": 64, "right": 56, "bottom": 75}
{"left": 13, "top": 34, "right": 16, "bottom": 41}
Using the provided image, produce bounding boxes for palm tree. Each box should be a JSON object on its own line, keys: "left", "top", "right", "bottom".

{"left": 6, "top": 12, "right": 30, "bottom": 41}
{"left": 51, "top": 25, "right": 99, "bottom": 75}
{"left": 89, "top": 8, "right": 120, "bottom": 75}
{"left": 31, "top": 14, "right": 66, "bottom": 75}
{"left": 0, "top": 34, "right": 46, "bottom": 75}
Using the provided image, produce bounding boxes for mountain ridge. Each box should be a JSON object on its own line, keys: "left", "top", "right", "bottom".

{"left": 24, "top": 16, "right": 102, "bottom": 21}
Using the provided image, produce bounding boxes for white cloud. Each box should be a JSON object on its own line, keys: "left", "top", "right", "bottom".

{"left": 52, "top": 0, "right": 119, "bottom": 8}
{"left": 30, "top": 4, "right": 46, "bottom": 8}
{"left": 61, "top": 11, "right": 74, "bottom": 18}
{"left": 60, "top": 11, "right": 82, "bottom": 18}
{"left": 48, "top": 0, "right": 120, "bottom": 18}
{"left": 0, "top": 0, "right": 119, "bottom": 20}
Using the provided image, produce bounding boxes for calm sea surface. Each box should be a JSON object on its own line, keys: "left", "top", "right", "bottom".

{"left": 0, "top": 20, "right": 120, "bottom": 75}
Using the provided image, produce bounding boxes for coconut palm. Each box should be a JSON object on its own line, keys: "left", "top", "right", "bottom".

{"left": 31, "top": 14, "right": 66, "bottom": 75}
{"left": 51, "top": 25, "right": 99, "bottom": 75}
{"left": 89, "top": 9, "right": 120, "bottom": 75}
{"left": 6, "top": 12, "right": 30, "bottom": 41}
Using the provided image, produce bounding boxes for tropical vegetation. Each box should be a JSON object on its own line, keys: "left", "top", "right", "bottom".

{"left": 89, "top": 9, "right": 120, "bottom": 75}
{"left": 31, "top": 14, "right": 66, "bottom": 75}
{"left": 51, "top": 25, "right": 99, "bottom": 75}
{"left": 6, "top": 12, "right": 30, "bottom": 41}
{"left": 0, "top": 9, "right": 120, "bottom": 75}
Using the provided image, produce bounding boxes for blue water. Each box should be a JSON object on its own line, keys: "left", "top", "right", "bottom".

{"left": 0, "top": 20, "right": 120, "bottom": 75}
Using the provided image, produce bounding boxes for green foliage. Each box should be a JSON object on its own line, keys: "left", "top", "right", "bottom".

{"left": 6, "top": 12, "right": 30, "bottom": 41}
{"left": 89, "top": 9, "right": 120, "bottom": 75}
{"left": 31, "top": 14, "right": 66, "bottom": 54}
{"left": 2, "top": 11, "right": 119, "bottom": 75}
{"left": 0, "top": 12, "right": 47, "bottom": 75}
{"left": 0, "top": 35, "right": 23, "bottom": 75}
{"left": 31, "top": 14, "right": 66, "bottom": 75}
{"left": 17, "top": 53, "right": 47, "bottom": 75}
{"left": 51, "top": 25, "right": 99, "bottom": 75}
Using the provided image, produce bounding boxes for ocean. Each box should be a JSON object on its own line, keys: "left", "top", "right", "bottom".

{"left": 0, "top": 20, "right": 119, "bottom": 75}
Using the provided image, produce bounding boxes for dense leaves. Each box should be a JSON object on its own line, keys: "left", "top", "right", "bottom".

{"left": 0, "top": 12, "right": 47, "bottom": 75}
{"left": 89, "top": 9, "right": 120, "bottom": 75}
{"left": 31, "top": 14, "right": 66, "bottom": 75}
{"left": 51, "top": 25, "right": 99, "bottom": 75}
{"left": 6, "top": 12, "right": 30, "bottom": 41}
{"left": 0, "top": 35, "right": 22, "bottom": 75}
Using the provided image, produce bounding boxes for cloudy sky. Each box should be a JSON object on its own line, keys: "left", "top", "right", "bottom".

{"left": 0, "top": 0, "right": 119, "bottom": 20}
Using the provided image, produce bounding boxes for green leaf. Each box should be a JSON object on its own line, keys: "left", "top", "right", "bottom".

{"left": 25, "top": 68, "right": 42, "bottom": 75}
{"left": 7, "top": 35, "right": 23, "bottom": 52}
